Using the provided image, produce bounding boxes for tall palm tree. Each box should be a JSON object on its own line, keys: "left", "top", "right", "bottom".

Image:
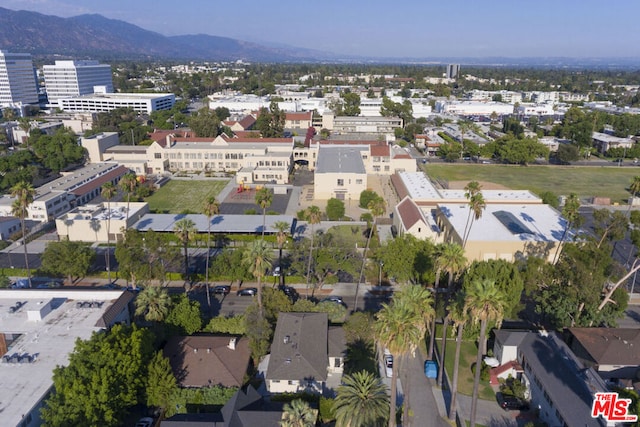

{"left": 101, "top": 182, "right": 117, "bottom": 283}
{"left": 375, "top": 288, "right": 427, "bottom": 427}
{"left": 203, "top": 196, "right": 220, "bottom": 310}
{"left": 552, "top": 193, "right": 581, "bottom": 264}
{"left": 255, "top": 187, "right": 273, "bottom": 238}
{"left": 273, "top": 220, "right": 290, "bottom": 287}
{"left": 447, "top": 295, "right": 468, "bottom": 421}
{"left": 135, "top": 286, "right": 172, "bottom": 322}
{"left": 355, "top": 196, "right": 386, "bottom": 307}
{"left": 305, "top": 205, "right": 322, "bottom": 296}
{"left": 628, "top": 176, "right": 640, "bottom": 211}
{"left": 10, "top": 182, "right": 35, "bottom": 287}
{"left": 435, "top": 243, "right": 467, "bottom": 386}
{"left": 463, "top": 192, "right": 486, "bottom": 248}
{"left": 280, "top": 399, "right": 317, "bottom": 427}
{"left": 465, "top": 279, "right": 507, "bottom": 427}
{"left": 242, "top": 239, "right": 272, "bottom": 313}
{"left": 118, "top": 172, "right": 138, "bottom": 218}
{"left": 173, "top": 218, "right": 196, "bottom": 281}
{"left": 428, "top": 242, "right": 467, "bottom": 359}
{"left": 333, "top": 370, "right": 389, "bottom": 427}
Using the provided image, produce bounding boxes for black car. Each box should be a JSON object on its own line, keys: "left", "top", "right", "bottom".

{"left": 237, "top": 287, "right": 258, "bottom": 296}
{"left": 278, "top": 285, "right": 298, "bottom": 300}
{"left": 213, "top": 285, "right": 231, "bottom": 295}
{"left": 496, "top": 393, "right": 529, "bottom": 411}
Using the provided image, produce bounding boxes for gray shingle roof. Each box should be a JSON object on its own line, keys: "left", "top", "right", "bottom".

{"left": 315, "top": 146, "right": 366, "bottom": 174}
{"left": 266, "top": 312, "right": 328, "bottom": 382}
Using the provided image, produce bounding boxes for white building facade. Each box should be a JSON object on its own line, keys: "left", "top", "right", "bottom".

{"left": 43, "top": 60, "right": 114, "bottom": 102}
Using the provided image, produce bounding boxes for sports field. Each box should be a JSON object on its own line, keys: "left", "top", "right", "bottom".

{"left": 424, "top": 164, "right": 640, "bottom": 203}
{"left": 145, "top": 179, "right": 229, "bottom": 213}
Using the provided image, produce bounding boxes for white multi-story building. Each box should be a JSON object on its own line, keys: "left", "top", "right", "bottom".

{"left": 0, "top": 50, "right": 38, "bottom": 107}
{"left": 43, "top": 60, "right": 113, "bottom": 102}
{"left": 57, "top": 91, "right": 175, "bottom": 114}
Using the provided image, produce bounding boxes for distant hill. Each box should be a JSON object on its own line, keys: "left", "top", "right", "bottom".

{"left": 0, "top": 7, "right": 329, "bottom": 61}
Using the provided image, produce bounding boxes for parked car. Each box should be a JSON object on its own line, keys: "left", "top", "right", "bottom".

{"left": 321, "top": 296, "right": 347, "bottom": 307}
{"left": 384, "top": 354, "right": 393, "bottom": 378}
{"left": 36, "top": 281, "right": 62, "bottom": 289}
{"left": 272, "top": 266, "right": 281, "bottom": 277}
{"left": 213, "top": 285, "right": 231, "bottom": 295}
{"left": 497, "top": 393, "right": 529, "bottom": 411}
{"left": 237, "top": 287, "right": 258, "bottom": 296}
{"left": 135, "top": 417, "right": 154, "bottom": 427}
{"left": 99, "top": 282, "right": 121, "bottom": 290}
{"left": 278, "top": 285, "right": 298, "bottom": 300}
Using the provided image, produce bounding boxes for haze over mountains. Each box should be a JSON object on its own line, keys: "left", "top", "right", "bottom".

{"left": 0, "top": 6, "right": 637, "bottom": 68}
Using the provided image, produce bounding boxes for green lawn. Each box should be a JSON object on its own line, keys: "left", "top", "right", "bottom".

{"left": 145, "top": 180, "right": 229, "bottom": 213}
{"left": 424, "top": 163, "right": 640, "bottom": 204}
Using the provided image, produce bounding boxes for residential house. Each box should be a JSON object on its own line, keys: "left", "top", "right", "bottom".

{"left": 592, "top": 131, "right": 634, "bottom": 154}
{"left": 393, "top": 196, "right": 441, "bottom": 242}
{"left": 492, "top": 330, "right": 607, "bottom": 427}
{"left": 266, "top": 312, "right": 344, "bottom": 394}
{"left": 163, "top": 335, "right": 251, "bottom": 388}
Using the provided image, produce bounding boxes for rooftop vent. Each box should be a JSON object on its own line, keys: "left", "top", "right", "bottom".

{"left": 227, "top": 337, "right": 237, "bottom": 350}
{"left": 284, "top": 335, "right": 290, "bottom": 344}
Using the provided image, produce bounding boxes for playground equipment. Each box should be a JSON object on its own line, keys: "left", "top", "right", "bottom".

{"left": 237, "top": 180, "right": 250, "bottom": 193}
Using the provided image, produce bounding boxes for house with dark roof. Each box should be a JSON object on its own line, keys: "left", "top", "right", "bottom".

{"left": 163, "top": 335, "right": 251, "bottom": 388}
{"left": 492, "top": 330, "right": 608, "bottom": 427}
{"left": 266, "top": 312, "right": 339, "bottom": 394}
{"left": 95, "top": 290, "right": 135, "bottom": 328}
{"left": 566, "top": 328, "right": 640, "bottom": 381}
{"left": 393, "top": 196, "right": 441, "bottom": 242}
{"left": 160, "top": 385, "right": 285, "bottom": 427}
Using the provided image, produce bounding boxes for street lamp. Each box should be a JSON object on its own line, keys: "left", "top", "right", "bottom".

{"left": 379, "top": 261, "right": 384, "bottom": 286}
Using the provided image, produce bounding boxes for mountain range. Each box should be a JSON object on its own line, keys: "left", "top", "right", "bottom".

{"left": 0, "top": 7, "right": 334, "bottom": 62}
{"left": 0, "top": 7, "right": 638, "bottom": 68}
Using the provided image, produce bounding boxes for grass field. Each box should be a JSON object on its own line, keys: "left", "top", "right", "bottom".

{"left": 145, "top": 180, "right": 229, "bottom": 213}
{"left": 424, "top": 163, "right": 640, "bottom": 204}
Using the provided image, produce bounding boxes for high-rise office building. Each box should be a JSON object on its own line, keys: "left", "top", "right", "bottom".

{"left": 0, "top": 50, "right": 39, "bottom": 107}
{"left": 43, "top": 60, "right": 113, "bottom": 101}
{"left": 446, "top": 64, "right": 460, "bottom": 79}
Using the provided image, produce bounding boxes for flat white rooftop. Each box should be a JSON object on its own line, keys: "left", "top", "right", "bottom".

{"left": 0, "top": 290, "right": 125, "bottom": 426}
{"left": 398, "top": 171, "right": 442, "bottom": 200}
{"left": 438, "top": 203, "right": 565, "bottom": 242}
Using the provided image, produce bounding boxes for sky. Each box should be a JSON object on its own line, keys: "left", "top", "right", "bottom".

{"left": 1, "top": 0, "right": 639, "bottom": 58}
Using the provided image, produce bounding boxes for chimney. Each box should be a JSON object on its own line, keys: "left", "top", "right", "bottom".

{"left": 227, "top": 337, "right": 237, "bottom": 350}
{"left": 193, "top": 348, "right": 198, "bottom": 353}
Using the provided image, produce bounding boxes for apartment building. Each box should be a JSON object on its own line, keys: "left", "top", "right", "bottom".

{"left": 0, "top": 50, "right": 39, "bottom": 107}
{"left": 43, "top": 60, "right": 113, "bottom": 102}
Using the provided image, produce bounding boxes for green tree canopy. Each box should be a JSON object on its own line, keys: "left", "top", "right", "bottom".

{"left": 325, "top": 197, "right": 345, "bottom": 220}
{"left": 41, "top": 325, "right": 155, "bottom": 427}
{"left": 165, "top": 294, "right": 203, "bottom": 335}
{"left": 41, "top": 240, "right": 95, "bottom": 284}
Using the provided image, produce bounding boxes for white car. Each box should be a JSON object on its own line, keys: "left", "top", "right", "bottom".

{"left": 384, "top": 354, "right": 393, "bottom": 378}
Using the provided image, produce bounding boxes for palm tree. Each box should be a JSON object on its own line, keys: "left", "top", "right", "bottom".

{"left": 273, "top": 220, "right": 290, "bottom": 287}
{"left": 435, "top": 243, "right": 467, "bottom": 386}
{"left": 242, "top": 239, "right": 272, "bottom": 313}
{"left": 255, "top": 187, "right": 273, "bottom": 238}
{"left": 101, "top": 182, "right": 117, "bottom": 283}
{"left": 552, "top": 193, "right": 581, "bottom": 264}
{"left": 305, "top": 205, "right": 322, "bottom": 296}
{"left": 333, "top": 370, "right": 389, "bottom": 427}
{"left": 628, "top": 176, "right": 640, "bottom": 210}
{"left": 119, "top": 172, "right": 138, "bottom": 218}
{"left": 280, "top": 399, "right": 317, "bottom": 427}
{"left": 465, "top": 279, "right": 507, "bottom": 427}
{"left": 461, "top": 181, "right": 482, "bottom": 246}
{"left": 375, "top": 287, "right": 428, "bottom": 427}
{"left": 355, "top": 196, "right": 386, "bottom": 307}
{"left": 10, "top": 182, "right": 35, "bottom": 287}
{"left": 173, "top": 218, "right": 197, "bottom": 281}
{"left": 463, "top": 192, "right": 486, "bottom": 248}
{"left": 135, "top": 286, "right": 172, "bottom": 322}
{"left": 447, "top": 295, "right": 468, "bottom": 421}
{"left": 203, "top": 196, "right": 220, "bottom": 310}
{"left": 428, "top": 242, "right": 467, "bottom": 359}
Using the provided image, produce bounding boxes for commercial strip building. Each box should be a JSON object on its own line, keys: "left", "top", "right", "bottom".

{"left": 42, "top": 60, "right": 113, "bottom": 102}
{"left": 0, "top": 50, "right": 39, "bottom": 108}
{"left": 0, "top": 289, "right": 134, "bottom": 427}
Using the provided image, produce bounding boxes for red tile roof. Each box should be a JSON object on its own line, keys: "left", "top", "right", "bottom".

{"left": 390, "top": 174, "right": 409, "bottom": 200}
{"left": 286, "top": 112, "right": 312, "bottom": 121}
{"left": 371, "top": 145, "right": 390, "bottom": 156}
{"left": 393, "top": 153, "right": 412, "bottom": 159}
{"left": 238, "top": 115, "right": 256, "bottom": 129}
{"left": 221, "top": 135, "right": 292, "bottom": 143}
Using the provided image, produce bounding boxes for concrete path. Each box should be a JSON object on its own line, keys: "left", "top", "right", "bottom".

{"left": 403, "top": 352, "right": 450, "bottom": 427}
